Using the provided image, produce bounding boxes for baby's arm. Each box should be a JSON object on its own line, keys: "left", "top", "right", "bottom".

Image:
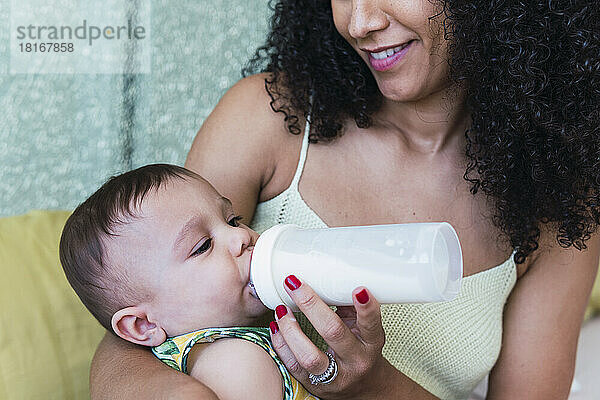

{"left": 188, "top": 339, "right": 284, "bottom": 400}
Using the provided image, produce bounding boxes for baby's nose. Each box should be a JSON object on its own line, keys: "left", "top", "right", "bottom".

{"left": 228, "top": 227, "right": 252, "bottom": 257}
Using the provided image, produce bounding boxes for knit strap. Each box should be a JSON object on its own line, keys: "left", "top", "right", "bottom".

{"left": 290, "top": 116, "right": 311, "bottom": 190}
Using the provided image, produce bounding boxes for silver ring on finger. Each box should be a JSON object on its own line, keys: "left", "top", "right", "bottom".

{"left": 308, "top": 352, "right": 338, "bottom": 385}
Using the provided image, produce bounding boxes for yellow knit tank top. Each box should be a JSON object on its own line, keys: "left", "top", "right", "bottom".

{"left": 249, "top": 119, "right": 517, "bottom": 400}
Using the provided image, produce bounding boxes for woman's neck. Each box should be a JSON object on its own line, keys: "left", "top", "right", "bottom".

{"left": 372, "top": 84, "right": 469, "bottom": 156}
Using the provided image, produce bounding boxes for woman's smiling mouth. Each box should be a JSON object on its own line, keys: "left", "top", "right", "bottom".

{"left": 366, "top": 40, "right": 415, "bottom": 71}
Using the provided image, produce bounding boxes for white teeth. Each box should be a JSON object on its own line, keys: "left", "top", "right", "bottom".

{"left": 370, "top": 42, "right": 410, "bottom": 60}
{"left": 371, "top": 50, "right": 388, "bottom": 60}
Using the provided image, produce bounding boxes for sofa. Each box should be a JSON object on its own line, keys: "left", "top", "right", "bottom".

{"left": 0, "top": 211, "right": 104, "bottom": 399}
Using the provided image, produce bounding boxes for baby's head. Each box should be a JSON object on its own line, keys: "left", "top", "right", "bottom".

{"left": 60, "top": 164, "right": 266, "bottom": 346}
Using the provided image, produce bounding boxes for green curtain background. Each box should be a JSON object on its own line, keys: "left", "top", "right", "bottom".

{"left": 0, "top": 1, "right": 271, "bottom": 216}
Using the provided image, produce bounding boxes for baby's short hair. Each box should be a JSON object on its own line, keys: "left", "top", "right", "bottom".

{"left": 60, "top": 164, "right": 199, "bottom": 332}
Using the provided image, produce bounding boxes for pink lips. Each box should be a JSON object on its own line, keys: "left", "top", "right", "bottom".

{"left": 368, "top": 41, "right": 413, "bottom": 72}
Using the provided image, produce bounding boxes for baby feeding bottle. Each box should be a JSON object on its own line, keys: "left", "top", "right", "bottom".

{"left": 249, "top": 223, "right": 463, "bottom": 311}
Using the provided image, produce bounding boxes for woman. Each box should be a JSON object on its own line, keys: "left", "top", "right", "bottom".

{"left": 90, "top": 0, "right": 600, "bottom": 399}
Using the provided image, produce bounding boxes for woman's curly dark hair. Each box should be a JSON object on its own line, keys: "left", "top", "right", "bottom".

{"left": 243, "top": 0, "right": 600, "bottom": 264}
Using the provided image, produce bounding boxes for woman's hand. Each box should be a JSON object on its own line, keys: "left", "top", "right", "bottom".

{"left": 269, "top": 275, "right": 396, "bottom": 400}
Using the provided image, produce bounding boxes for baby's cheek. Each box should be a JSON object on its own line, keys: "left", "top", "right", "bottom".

{"left": 194, "top": 276, "right": 235, "bottom": 308}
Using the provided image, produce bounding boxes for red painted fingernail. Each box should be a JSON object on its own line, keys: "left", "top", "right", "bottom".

{"left": 356, "top": 289, "right": 369, "bottom": 304}
{"left": 269, "top": 321, "right": 279, "bottom": 334}
{"left": 285, "top": 275, "right": 301, "bottom": 291}
{"left": 276, "top": 305, "right": 288, "bottom": 319}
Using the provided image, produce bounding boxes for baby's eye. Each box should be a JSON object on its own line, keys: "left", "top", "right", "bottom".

{"left": 228, "top": 215, "right": 243, "bottom": 227}
{"left": 191, "top": 238, "right": 212, "bottom": 257}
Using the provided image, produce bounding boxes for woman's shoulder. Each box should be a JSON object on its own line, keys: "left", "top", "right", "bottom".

{"left": 186, "top": 71, "right": 303, "bottom": 175}
{"left": 195, "top": 73, "right": 291, "bottom": 144}
{"left": 185, "top": 73, "right": 304, "bottom": 217}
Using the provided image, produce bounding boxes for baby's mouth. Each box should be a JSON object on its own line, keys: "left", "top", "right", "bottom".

{"left": 248, "top": 280, "right": 259, "bottom": 299}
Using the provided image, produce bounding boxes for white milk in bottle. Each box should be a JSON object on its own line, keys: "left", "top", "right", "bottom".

{"left": 249, "top": 223, "right": 463, "bottom": 311}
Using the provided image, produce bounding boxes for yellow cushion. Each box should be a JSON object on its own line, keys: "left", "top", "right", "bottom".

{"left": 0, "top": 210, "right": 105, "bottom": 399}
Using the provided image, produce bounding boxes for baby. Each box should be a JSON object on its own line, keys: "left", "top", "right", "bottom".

{"left": 59, "top": 163, "right": 318, "bottom": 400}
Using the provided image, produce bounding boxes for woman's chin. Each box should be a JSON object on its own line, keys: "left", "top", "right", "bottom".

{"left": 376, "top": 80, "right": 422, "bottom": 103}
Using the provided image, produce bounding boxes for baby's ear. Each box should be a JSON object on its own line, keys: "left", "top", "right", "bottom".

{"left": 111, "top": 306, "right": 167, "bottom": 347}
